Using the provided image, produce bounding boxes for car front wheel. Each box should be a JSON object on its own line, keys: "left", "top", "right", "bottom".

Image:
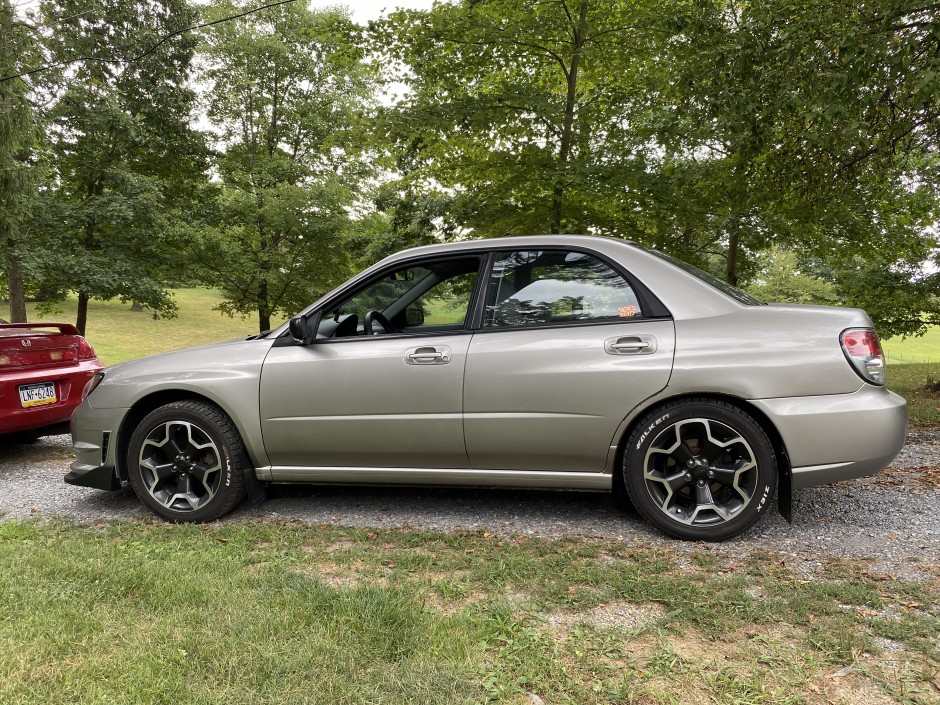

{"left": 127, "top": 400, "right": 248, "bottom": 522}
{"left": 624, "top": 399, "right": 777, "bottom": 541}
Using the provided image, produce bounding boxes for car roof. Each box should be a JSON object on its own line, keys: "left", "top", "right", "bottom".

{"left": 384, "top": 234, "right": 639, "bottom": 262}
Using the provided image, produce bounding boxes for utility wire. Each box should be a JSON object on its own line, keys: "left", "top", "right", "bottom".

{"left": 0, "top": 0, "right": 296, "bottom": 83}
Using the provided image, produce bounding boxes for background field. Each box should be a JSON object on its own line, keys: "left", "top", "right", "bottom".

{"left": 882, "top": 325, "right": 940, "bottom": 364}
{"left": 4, "top": 289, "right": 938, "bottom": 423}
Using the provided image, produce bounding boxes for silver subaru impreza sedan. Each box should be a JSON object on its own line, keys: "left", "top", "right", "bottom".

{"left": 66, "top": 235, "right": 907, "bottom": 540}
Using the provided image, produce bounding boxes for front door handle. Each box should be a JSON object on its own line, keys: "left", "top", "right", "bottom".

{"left": 604, "top": 335, "right": 657, "bottom": 355}
{"left": 404, "top": 345, "right": 452, "bottom": 365}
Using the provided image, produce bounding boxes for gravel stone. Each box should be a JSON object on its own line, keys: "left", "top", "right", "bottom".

{"left": 544, "top": 601, "right": 667, "bottom": 633}
{"left": 2, "top": 427, "right": 939, "bottom": 577}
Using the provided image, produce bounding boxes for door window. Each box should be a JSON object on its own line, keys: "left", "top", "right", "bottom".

{"left": 483, "top": 250, "right": 642, "bottom": 328}
{"left": 319, "top": 257, "right": 480, "bottom": 338}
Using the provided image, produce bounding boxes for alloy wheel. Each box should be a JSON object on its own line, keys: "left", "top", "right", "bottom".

{"left": 642, "top": 417, "right": 759, "bottom": 527}
{"left": 138, "top": 420, "right": 223, "bottom": 512}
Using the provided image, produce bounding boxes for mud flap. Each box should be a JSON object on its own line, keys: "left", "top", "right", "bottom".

{"left": 64, "top": 463, "right": 121, "bottom": 491}
{"left": 778, "top": 451, "right": 792, "bottom": 524}
{"left": 243, "top": 467, "right": 268, "bottom": 506}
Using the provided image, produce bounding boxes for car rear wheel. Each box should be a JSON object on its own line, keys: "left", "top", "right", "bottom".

{"left": 624, "top": 399, "right": 777, "bottom": 541}
{"left": 127, "top": 400, "right": 248, "bottom": 522}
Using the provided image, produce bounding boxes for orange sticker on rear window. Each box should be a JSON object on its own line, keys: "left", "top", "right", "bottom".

{"left": 619, "top": 305, "right": 638, "bottom": 318}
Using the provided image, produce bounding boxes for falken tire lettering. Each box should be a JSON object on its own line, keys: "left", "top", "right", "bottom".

{"left": 223, "top": 448, "right": 232, "bottom": 487}
{"left": 636, "top": 413, "right": 670, "bottom": 450}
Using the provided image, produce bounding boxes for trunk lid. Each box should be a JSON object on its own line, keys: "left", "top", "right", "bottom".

{"left": 0, "top": 323, "right": 85, "bottom": 370}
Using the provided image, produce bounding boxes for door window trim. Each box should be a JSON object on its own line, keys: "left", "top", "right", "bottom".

{"left": 274, "top": 244, "right": 672, "bottom": 348}
{"left": 467, "top": 245, "right": 671, "bottom": 332}
{"left": 298, "top": 253, "right": 488, "bottom": 346}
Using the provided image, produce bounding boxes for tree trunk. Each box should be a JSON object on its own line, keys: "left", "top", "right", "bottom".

{"left": 5, "top": 235, "right": 27, "bottom": 322}
{"left": 257, "top": 277, "right": 270, "bottom": 333}
{"left": 726, "top": 218, "right": 740, "bottom": 287}
{"left": 76, "top": 291, "right": 89, "bottom": 336}
{"left": 130, "top": 301, "right": 143, "bottom": 312}
{"left": 550, "top": 0, "right": 589, "bottom": 234}
{"left": 77, "top": 197, "right": 100, "bottom": 335}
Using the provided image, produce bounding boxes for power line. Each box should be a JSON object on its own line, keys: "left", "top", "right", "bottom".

{"left": 0, "top": 0, "right": 297, "bottom": 83}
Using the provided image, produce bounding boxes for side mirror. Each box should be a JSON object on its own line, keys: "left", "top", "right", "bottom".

{"left": 405, "top": 305, "right": 425, "bottom": 327}
{"left": 288, "top": 315, "right": 312, "bottom": 345}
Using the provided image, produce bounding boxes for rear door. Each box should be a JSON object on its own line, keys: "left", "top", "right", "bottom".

{"left": 463, "top": 248, "right": 675, "bottom": 472}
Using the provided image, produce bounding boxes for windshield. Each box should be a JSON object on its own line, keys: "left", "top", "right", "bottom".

{"left": 647, "top": 249, "right": 765, "bottom": 306}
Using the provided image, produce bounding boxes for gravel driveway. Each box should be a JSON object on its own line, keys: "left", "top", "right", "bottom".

{"left": 2, "top": 428, "right": 938, "bottom": 578}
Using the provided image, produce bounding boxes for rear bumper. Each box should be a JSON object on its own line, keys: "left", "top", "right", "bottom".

{"left": 0, "top": 362, "right": 103, "bottom": 435}
{"left": 752, "top": 386, "right": 907, "bottom": 490}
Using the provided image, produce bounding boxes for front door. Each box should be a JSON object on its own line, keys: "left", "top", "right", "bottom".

{"left": 260, "top": 256, "right": 481, "bottom": 470}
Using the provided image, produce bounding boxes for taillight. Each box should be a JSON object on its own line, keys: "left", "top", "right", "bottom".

{"left": 82, "top": 371, "right": 106, "bottom": 400}
{"left": 77, "top": 337, "right": 97, "bottom": 361}
{"left": 840, "top": 328, "right": 885, "bottom": 386}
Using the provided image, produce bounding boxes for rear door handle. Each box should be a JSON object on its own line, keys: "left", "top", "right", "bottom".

{"left": 404, "top": 345, "right": 452, "bottom": 365}
{"left": 604, "top": 335, "right": 657, "bottom": 355}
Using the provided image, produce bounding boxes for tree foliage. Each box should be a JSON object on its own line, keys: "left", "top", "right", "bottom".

{"left": 197, "top": 0, "right": 377, "bottom": 332}
{"left": 373, "top": 0, "right": 671, "bottom": 238}
{"left": 648, "top": 0, "right": 940, "bottom": 335}
{"left": 33, "top": 0, "right": 206, "bottom": 334}
{"left": 744, "top": 247, "right": 839, "bottom": 305}
{"left": 2, "top": 0, "right": 937, "bottom": 339}
{"left": 375, "top": 0, "right": 940, "bottom": 336}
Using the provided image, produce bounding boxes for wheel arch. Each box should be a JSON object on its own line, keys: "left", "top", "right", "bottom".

{"left": 612, "top": 392, "right": 792, "bottom": 521}
{"left": 115, "top": 390, "right": 254, "bottom": 482}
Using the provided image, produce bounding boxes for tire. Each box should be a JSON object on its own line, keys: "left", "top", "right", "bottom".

{"left": 623, "top": 399, "right": 777, "bottom": 541}
{"left": 127, "top": 400, "right": 248, "bottom": 523}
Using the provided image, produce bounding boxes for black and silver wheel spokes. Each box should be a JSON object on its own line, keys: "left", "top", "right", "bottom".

{"left": 643, "top": 418, "right": 758, "bottom": 527}
{"left": 138, "top": 421, "right": 223, "bottom": 512}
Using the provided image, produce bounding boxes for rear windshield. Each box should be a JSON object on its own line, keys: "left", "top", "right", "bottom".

{"left": 647, "top": 249, "right": 765, "bottom": 306}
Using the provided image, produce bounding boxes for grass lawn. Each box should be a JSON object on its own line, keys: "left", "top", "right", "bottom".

{"left": 882, "top": 326, "right": 940, "bottom": 365}
{"left": 1, "top": 297, "right": 938, "bottom": 703}
{"left": 887, "top": 363, "right": 940, "bottom": 425}
{"left": 0, "top": 520, "right": 937, "bottom": 705}
{"left": 9, "top": 289, "right": 284, "bottom": 366}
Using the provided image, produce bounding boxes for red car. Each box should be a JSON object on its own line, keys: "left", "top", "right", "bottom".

{"left": 1, "top": 323, "right": 104, "bottom": 439}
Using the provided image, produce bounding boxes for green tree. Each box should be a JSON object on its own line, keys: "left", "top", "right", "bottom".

{"left": 375, "top": 0, "right": 670, "bottom": 238}
{"left": 744, "top": 247, "right": 839, "bottom": 305}
{"left": 0, "top": 0, "right": 40, "bottom": 322}
{"left": 647, "top": 0, "right": 940, "bottom": 335}
{"left": 377, "top": 1, "right": 939, "bottom": 337}
{"left": 197, "top": 0, "right": 377, "bottom": 332}
{"left": 35, "top": 0, "right": 206, "bottom": 334}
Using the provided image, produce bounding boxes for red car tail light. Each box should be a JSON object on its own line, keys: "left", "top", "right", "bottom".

{"left": 77, "top": 337, "right": 98, "bottom": 361}
{"left": 840, "top": 328, "right": 885, "bottom": 386}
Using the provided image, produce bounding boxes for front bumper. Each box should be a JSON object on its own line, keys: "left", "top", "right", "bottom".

{"left": 752, "top": 385, "right": 907, "bottom": 490}
{"left": 65, "top": 403, "right": 128, "bottom": 491}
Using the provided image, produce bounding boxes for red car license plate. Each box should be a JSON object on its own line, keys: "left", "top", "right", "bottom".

{"left": 18, "top": 382, "right": 57, "bottom": 408}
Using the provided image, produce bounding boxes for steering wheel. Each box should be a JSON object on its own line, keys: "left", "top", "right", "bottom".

{"left": 363, "top": 310, "right": 394, "bottom": 336}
